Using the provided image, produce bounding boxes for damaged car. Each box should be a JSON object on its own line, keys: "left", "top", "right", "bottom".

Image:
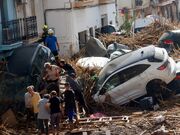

{"left": 93, "top": 45, "right": 176, "bottom": 106}
{"left": 0, "top": 43, "right": 55, "bottom": 114}
{"left": 167, "top": 60, "right": 180, "bottom": 94}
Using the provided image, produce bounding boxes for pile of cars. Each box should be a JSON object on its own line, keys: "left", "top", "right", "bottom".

{"left": 92, "top": 45, "right": 177, "bottom": 106}
{"left": 77, "top": 38, "right": 179, "bottom": 107}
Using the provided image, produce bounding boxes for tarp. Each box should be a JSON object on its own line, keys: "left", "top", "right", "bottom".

{"left": 76, "top": 57, "right": 110, "bottom": 68}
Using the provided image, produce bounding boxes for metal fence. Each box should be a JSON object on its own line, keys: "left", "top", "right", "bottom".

{"left": 2, "top": 16, "right": 38, "bottom": 45}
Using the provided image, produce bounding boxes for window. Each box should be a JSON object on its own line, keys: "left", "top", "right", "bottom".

{"left": 89, "top": 27, "right": 94, "bottom": 37}
{"left": 101, "top": 14, "right": 108, "bottom": 27}
{"left": 100, "top": 64, "right": 150, "bottom": 95}
{"left": 31, "top": 48, "right": 47, "bottom": 75}
{"left": 135, "top": 0, "right": 143, "bottom": 6}
{"left": 78, "top": 30, "right": 87, "bottom": 49}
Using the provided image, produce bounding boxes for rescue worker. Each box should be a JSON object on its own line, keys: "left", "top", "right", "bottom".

{"left": 45, "top": 29, "right": 60, "bottom": 59}
{"left": 37, "top": 25, "right": 49, "bottom": 45}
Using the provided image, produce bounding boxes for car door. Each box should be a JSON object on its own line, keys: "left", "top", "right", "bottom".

{"left": 98, "top": 64, "right": 150, "bottom": 105}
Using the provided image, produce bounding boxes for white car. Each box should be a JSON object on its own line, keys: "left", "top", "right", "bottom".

{"left": 93, "top": 45, "right": 176, "bottom": 105}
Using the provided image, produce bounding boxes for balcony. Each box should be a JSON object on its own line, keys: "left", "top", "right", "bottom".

{"left": 2, "top": 16, "right": 38, "bottom": 45}
{"left": 73, "top": 0, "right": 98, "bottom": 8}
{"left": 72, "top": 0, "right": 115, "bottom": 8}
{"left": 98, "top": 0, "right": 115, "bottom": 4}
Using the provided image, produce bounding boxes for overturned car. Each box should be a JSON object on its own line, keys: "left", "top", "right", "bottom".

{"left": 93, "top": 45, "right": 177, "bottom": 106}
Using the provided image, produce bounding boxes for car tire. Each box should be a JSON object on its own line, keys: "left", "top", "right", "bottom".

{"left": 146, "top": 80, "right": 170, "bottom": 104}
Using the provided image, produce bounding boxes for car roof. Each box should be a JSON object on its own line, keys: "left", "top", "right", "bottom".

{"left": 7, "top": 43, "right": 42, "bottom": 76}
{"left": 97, "top": 45, "right": 156, "bottom": 85}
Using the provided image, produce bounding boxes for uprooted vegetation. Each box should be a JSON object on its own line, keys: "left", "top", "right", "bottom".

{"left": 72, "top": 21, "right": 180, "bottom": 107}
{"left": 0, "top": 22, "right": 180, "bottom": 134}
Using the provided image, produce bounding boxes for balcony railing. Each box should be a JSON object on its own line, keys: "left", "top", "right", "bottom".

{"left": 98, "top": 0, "right": 115, "bottom": 4}
{"left": 2, "top": 16, "right": 38, "bottom": 45}
{"left": 72, "top": 0, "right": 115, "bottom": 8}
{"left": 73, "top": 0, "right": 96, "bottom": 8}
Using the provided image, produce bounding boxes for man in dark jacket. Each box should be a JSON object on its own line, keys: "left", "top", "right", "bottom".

{"left": 58, "top": 59, "right": 76, "bottom": 75}
{"left": 66, "top": 73, "right": 89, "bottom": 115}
{"left": 48, "top": 91, "right": 62, "bottom": 135}
{"left": 63, "top": 82, "right": 77, "bottom": 123}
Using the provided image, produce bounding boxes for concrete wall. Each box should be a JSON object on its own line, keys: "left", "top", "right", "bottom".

{"left": 44, "top": 0, "right": 72, "bottom": 9}
{"left": 45, "top": 3, "right": 116, "bottom": 57}
{"left": 4, "top": 0, "right": 16, "bottom": 20}
{"left": 117, "top": 0, "right": 133, "bottom": 27}
{"left": 34, "top": 0, "right": 45, "bottom": 34}
{"left": 0, "top": 9, "right": 2, "bottom": 45}
{"left": 179, "top": 1, "right": 180, "bottom": 20}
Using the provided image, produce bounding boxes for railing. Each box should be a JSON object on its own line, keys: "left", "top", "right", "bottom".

{"left": 98, "top": 0, "right": 115, "bottom": 4}
{"left": 2, "top": 16, "right": 38, "bottom": 45}
{"left": 72, "top": 0, "right": 115, "bottom": 8}
{"left": 73, "top": 0, "right": 96, "bottom": 8}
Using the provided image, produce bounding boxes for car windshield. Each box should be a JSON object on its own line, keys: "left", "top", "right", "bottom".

{"left": 99, "top": 64, "right": 150, "bottom": 94}
{"left": 7, "top": 45, "right": 37, "bottom": 76}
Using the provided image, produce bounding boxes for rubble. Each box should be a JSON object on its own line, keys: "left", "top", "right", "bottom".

{"left": 98, "top": 22, "right": 180, "bottom": 59}
{"left": 0, "top": 22, "right": 180, "bottom": 134}
{"left": 1, "top": 109, "right": 18, "bottom": 127}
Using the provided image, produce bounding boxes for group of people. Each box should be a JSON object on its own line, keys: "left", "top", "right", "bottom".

{"left": 24, "top": 59, "right": 89, "bottom": 135}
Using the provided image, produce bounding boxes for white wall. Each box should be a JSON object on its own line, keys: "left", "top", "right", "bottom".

{"left": 117, "top": 0, "right": 134, "bottom": 27}
{"left": 44, "top": 0, "right": 72, "bottom": 9}
{"left": 99, "top": 4, "right": 116, "bottom": 27}
{"left": 118, "top": 0, "right": 132, "bottom": 9}
{"left": 34, "top": 0, "right": 45, "bottom": 34}
{"left": 45, "top": 3, "right": 116, "bottom": 57}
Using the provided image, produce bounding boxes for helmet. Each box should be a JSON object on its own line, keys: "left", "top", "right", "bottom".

{"left": 48, "top": 29, "right": 54, "bottom": 35}
{"left": 42, "top": 25, "right": 48, "bottom": 31}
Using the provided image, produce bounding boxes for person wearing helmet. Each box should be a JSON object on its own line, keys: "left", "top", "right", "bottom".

{"left": 37, "top": 25, "right": 49, "bottom": 44}
{"left": 45, "top": 29, "right": 60, "bottom": 58}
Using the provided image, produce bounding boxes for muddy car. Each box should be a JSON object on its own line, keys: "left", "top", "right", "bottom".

{"left": 158, "top": 30, "right": 180, "bottom": 53}
{"left": 93, "top": 45, "right": 176, "bottom": 106}
{"left": 167, "top": 61, "right": 180, "bottom": 94}
{"left": 0, "top": 43, "right": 55, "bottom": 114}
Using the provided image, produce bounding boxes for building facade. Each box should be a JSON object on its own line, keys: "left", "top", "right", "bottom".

{"left": 35, "top": 0, "right": 116, "bottom": 57}
{"left": 117, "top": 0, "right": 179, "bottom": 29}
{"left": 0, "top": 0, "right": 38, "bottom": 50}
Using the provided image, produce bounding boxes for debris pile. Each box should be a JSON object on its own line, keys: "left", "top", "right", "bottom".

{"left": 0, "top": 124, "right": 15, "bottom": 135}
{"left": 99, "top": 22, "right": 178, "bottom": 48}
{"left": 62, "top": 96, "right": 180, "bottom": 134}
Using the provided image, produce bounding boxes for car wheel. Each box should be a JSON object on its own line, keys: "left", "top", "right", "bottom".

{"left": 146, "top": 80, "right": 170, "bottom": 104}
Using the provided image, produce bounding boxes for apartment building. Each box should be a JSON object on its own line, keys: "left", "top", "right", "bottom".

{"left": 117, "top": 0, "right": 179, "bottom": 28}
{"left": 35, "top": 0, "right": 116, "bottom": 57}
{"left": 0, "top": 0, "right": 38, "bottom": 50}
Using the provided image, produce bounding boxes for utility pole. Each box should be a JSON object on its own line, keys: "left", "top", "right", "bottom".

{"left": 132, "top": 0, "right": 136, "bottom": 39}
